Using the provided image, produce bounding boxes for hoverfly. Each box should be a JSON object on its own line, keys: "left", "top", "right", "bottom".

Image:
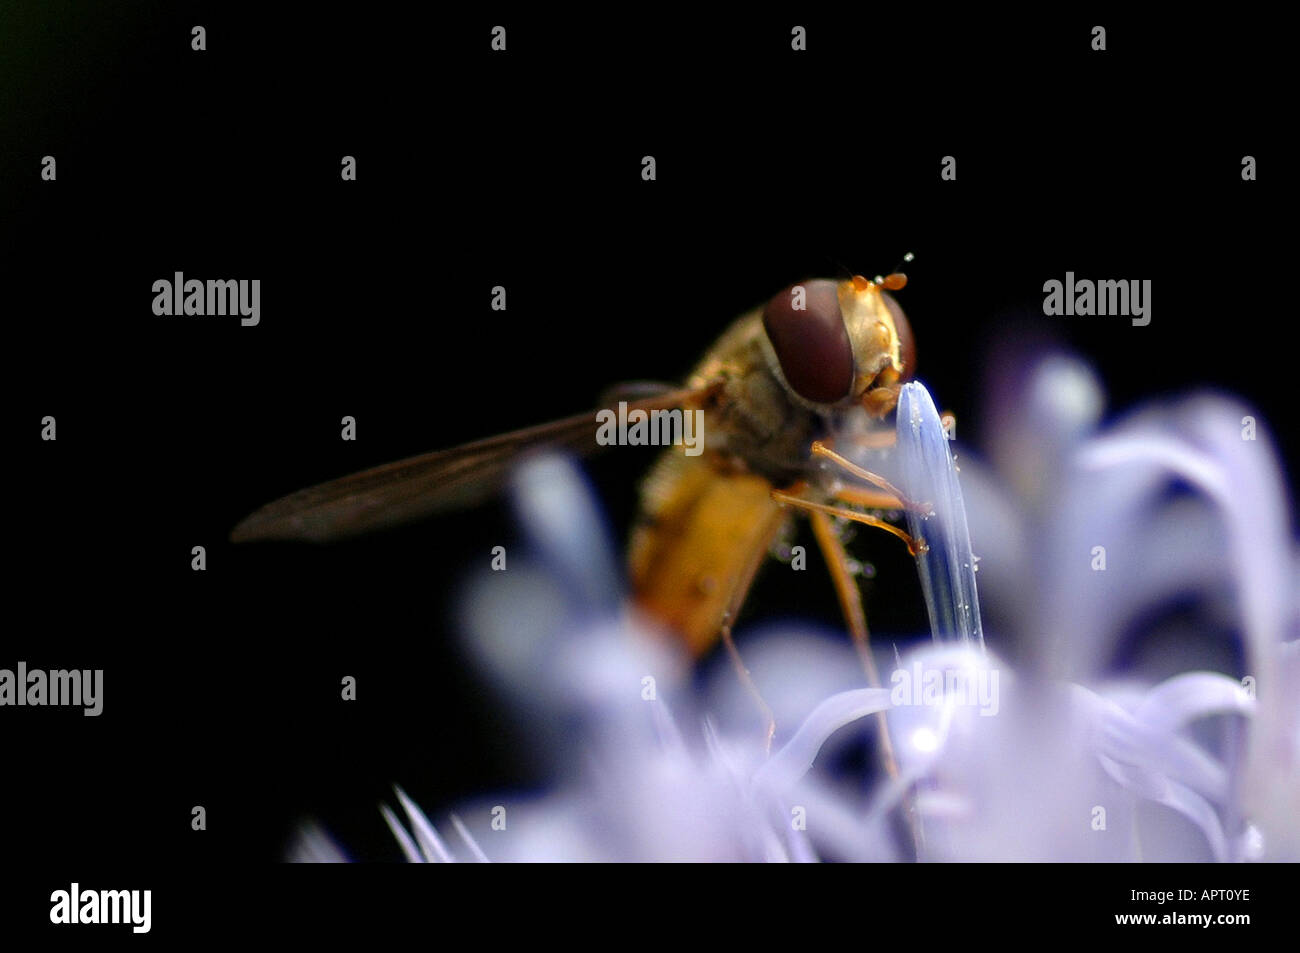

{"left": 231, "top": 271, "right": 929, "bottom": 745}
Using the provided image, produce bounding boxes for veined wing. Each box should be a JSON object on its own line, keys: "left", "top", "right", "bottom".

{"left": 230, "top": 385, "right": 711, "bottom": 543}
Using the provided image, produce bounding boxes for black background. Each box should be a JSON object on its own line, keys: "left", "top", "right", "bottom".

{"left": 1, "top": 0, "right": 1287, "bottom": 884}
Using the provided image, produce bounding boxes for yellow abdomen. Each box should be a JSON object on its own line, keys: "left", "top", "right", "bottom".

{"left": 628, "top": 450, "right": 790, "bottom": 657}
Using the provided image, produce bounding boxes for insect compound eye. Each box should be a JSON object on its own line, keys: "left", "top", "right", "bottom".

{"left": 883, "top": 292, "right": 917, "bottom": 381}
{"left": 761, "top": 279, "right": 855, "bottom": 404}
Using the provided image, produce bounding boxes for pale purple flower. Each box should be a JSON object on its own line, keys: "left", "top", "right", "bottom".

{"left": 910, "top": 354, "right": 1297, "bottom": 860}
{"left": 290, "top": 355, "right": 1298, "bottom": 862}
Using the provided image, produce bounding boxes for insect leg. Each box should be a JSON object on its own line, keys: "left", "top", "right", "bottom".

{"left": 831, "top": 485, "right": 908, "bottom": 511}
{"left": 810, "top": 440, "right": 932, "bottom": 515}
{"left": 714, "top": 537, "right": 780, "bottom": 755}
{"left": 808, "top": 508, "right": 901, "bottom": 780}
{"left": 808, "top": 511, "right": 881, "bottom": 683}
{"left": 809, "top": 508, "right": 925, "bottom": 855}
{"left": 770, "top": 490, "right": 928, "bottom": 556}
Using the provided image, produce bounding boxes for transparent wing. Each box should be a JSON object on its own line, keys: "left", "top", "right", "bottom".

{"left": 230, "top": 385, "right": 712, "bottom": 543}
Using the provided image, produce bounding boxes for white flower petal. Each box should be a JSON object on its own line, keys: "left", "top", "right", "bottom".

{"left": 379, "top": 803, "right": 424, "bottom": 864}
{"left": 394, "top": 785, "right": 454, "bottom": 863}
{"left": 896, "top": 382, "right": 984, "bottom": 648}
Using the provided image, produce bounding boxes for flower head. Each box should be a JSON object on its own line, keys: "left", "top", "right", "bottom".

{"left": 290, "top": 358, "right": 1298, "bottom": 862}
